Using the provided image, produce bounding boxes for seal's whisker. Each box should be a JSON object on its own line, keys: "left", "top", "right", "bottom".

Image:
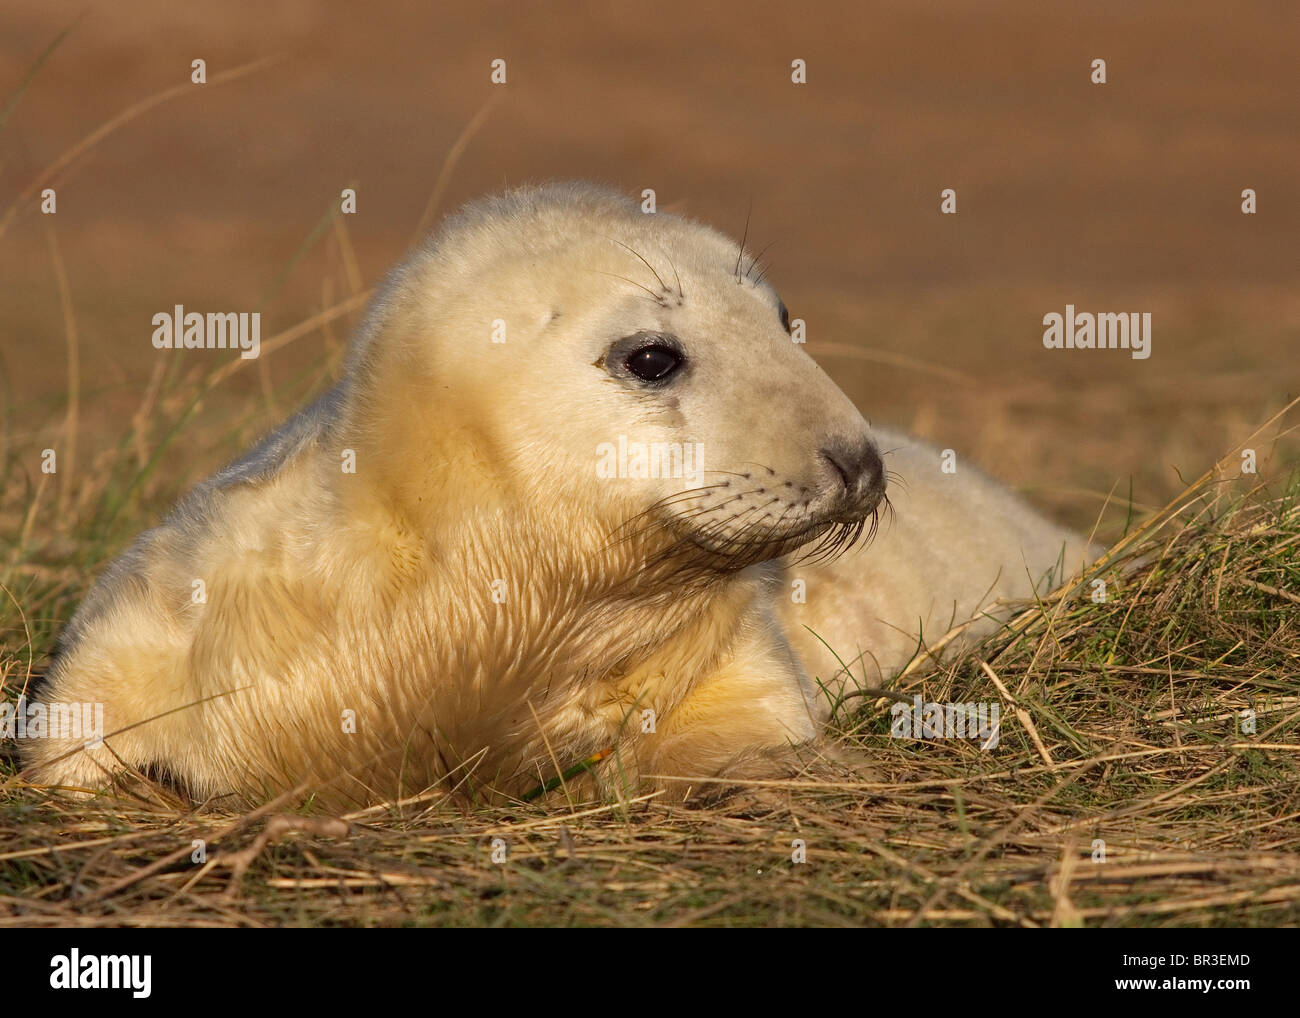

{"left": 734, "top": 201, "right": 752, "bottom": 283}
{"left": 593, "top": 269, "right": 665, "bottom": 304}
{"left": 880, "top": 492, "right": 897, "bottom": 528}
{"left": 744, "top": 239, "right": 778, "bottom": 282}
{"left": 792, "top": 509, "right": 879, "bottom": 567}
{"left": 722, "top": 462, "right": 781, "bottom": 478}
{"left": 620, "top": 482, "right": 730, "bottom": 516}
{"left": 696, "top": 468, "right": 766, "bottom": 481}
{"left": 689, "top": 500, "right": 800, "bottom": 558}
{"left": 605, "top": 236, "right": 672, "bottom": 297}
{"left": 691, "top": 501, "right": 770, "bottom": 546}
{"left": 603, "top": 496, "right": 748, "bottom": 551}
{"left": 604, "top": 506, "right": 715, "bottom": 551}
{"left": 667, "top": 251, "right": 684, "bottom": 303}
{"left": 609, "top": 484, "right": 732, "bottom": 535}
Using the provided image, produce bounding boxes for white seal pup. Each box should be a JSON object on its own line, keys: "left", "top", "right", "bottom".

{"left": 21, "top": 182, "right": 1092, "bottom": 806}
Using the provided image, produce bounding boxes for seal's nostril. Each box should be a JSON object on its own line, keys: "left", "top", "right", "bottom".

{"left": 820, "top": 438, "right": 885, "bottom": 502}
{"left": 820, "top": 449, "right": 853, "bottom": 493}
{"left": 861, "top": 444, "right": 885, "bottom": 490}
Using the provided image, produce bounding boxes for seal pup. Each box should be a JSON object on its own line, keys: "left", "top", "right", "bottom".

{"left": 21, "top": 182, "right": 1092, "bottom": 806}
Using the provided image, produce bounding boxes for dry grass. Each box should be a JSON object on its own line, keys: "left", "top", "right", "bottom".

{"left": 2, "top": 438, "right": 1297, "bottom": 927}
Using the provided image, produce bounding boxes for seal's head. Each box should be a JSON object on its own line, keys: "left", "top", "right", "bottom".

{"left": 349, "top": 182, "right": 884, "bottom": 578}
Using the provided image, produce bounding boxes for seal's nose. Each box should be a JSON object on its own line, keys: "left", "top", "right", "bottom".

{"left": 819, "top": 436, "right": 885, "bottom": 518}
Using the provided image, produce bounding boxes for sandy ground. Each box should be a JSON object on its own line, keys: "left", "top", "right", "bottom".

{"left": 2, "top": 0, "right": 1297, "bottom": 536}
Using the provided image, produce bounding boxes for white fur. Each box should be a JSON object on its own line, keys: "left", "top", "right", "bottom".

{"left": 22, "top": 183, "right": 1093, "bottom": 806}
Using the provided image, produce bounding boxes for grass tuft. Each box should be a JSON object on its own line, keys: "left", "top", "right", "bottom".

{"left": 2, "top": 454, "right": 1296, "bottom": 926}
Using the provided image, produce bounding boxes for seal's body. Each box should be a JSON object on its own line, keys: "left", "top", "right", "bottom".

{"left": 783, "top": 426, "right": 1086, "bottom": 697}
{"left": 23, "top": 183, "right": 1092, "bottom": 806}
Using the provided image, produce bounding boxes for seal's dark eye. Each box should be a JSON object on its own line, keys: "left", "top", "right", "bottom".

{"left": 777, "top": 299, "right": 790, "bottom": 334}
{"left": 625, "top": 345, "right": 682, "bottom": 383}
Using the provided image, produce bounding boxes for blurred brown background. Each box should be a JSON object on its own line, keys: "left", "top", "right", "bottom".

{"left": 2, "top": 0, "right": 1297, "bottom": 537}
